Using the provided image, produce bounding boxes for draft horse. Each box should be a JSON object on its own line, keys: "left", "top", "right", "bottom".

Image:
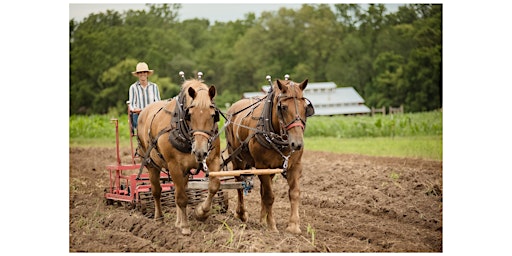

{"left": 137, "top": 79, "right": 222, "bottom": 235}
{"left": 224, "top": 78, "right": 314, "bottom": 234}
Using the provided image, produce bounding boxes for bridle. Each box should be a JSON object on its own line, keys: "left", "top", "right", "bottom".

{"left": 275, "top": 81, "right": 314, "bottom": 136}
{"left": 183, "top": 101, "right": 220, "bottom": 153}
{"left": 181, "top": 87, "right": 221, "bottom": 176}
{"left": 277, "top": 95, "right": 307, "bottom": 132}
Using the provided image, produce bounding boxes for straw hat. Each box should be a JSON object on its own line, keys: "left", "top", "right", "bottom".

{"left": 131, "top": 62, "right": 154, "bottom": 76}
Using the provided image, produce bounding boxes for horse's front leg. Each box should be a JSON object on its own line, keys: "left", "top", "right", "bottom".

{"left": 259, "top": 174, "right": 278, "bottom": 232}
{"left": 148, "top": 166, "right": 163, "bottom": 220}
{"left": 170, "top": 168, "right": 191, "bottom": 235}
{"left": 229, "top": 160, "right": 248, "bottom": 222}
{"left": 235, "top": 175, "right": 248, "bottom": 222}
{"left": 285, "top": 163, "right": 302, "bottom": 234}
{"left": 194, "top": 174, "right": 220, "bottom": 221}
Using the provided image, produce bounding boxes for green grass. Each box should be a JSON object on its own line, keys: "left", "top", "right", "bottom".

{"left": 305, "top": 110, "right": 442, "bottom": 138}
{"left": 69, "top": 111, "right": 442, "bottom": 161}
{"left": 305, "top": 135, "right": 442, "bottom": 161}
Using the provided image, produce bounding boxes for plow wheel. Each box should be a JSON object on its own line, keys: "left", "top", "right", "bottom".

{"left": 136, "top": 188, "right": 229, "bottom": 217}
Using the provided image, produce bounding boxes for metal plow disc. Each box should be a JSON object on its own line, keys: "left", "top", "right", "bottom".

{"left": 136, "top": 188, "right": 229, "bottom": 218}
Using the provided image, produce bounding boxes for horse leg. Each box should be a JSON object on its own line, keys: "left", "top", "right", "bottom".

{"left": 194, "top": 176, "right": 220, "bottom": 221}
{"left": 171, "top": 171, "right": 191, "bottom": 235}
{"left": 258, "top": 174, "right": 278, "bottom": 232}
{"left": 285, "top": 164, "right": 302, "bottom": 234}
{"left": 235, "top": 176, "right": 248, "bottom": 222}
{"left": 148, "top": 167, "right": 163, "bottom": 220}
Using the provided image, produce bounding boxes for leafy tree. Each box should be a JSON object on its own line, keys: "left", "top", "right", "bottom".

{"left": 367, "top": 51, "right": 406, "bottom": 108}
{"left": 70, "top": 3, "right": 442, "bottom": 115}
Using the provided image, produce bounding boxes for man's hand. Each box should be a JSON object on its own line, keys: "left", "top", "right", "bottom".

{"left": 132, "top": 108, "right": 142, "bottom": 114}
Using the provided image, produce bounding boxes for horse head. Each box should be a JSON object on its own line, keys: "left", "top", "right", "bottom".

{"left": 183, "top": 80, "right": 219, "bottom": 163}
{"left": 274, "top": 78, "right": 314, "bottom": 151}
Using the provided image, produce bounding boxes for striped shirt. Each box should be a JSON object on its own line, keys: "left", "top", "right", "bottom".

{"left": 128, "top": 81, "right": 161, "bottom": 111}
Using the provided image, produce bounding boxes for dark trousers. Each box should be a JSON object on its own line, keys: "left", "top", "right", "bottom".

{"left": 130, "top": 112, "right": 139, "bottom": 133}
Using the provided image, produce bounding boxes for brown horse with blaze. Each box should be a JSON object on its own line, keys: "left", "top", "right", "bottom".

{"left": 225, "top": 78, "right": 314, "bottom": 234}
{"left": 136, "top": 79, "right": 221, "bottom": 235}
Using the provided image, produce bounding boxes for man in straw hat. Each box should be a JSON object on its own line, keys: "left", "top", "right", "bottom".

{"left": 128, "top": 62, "right": 161, "bottom": 135}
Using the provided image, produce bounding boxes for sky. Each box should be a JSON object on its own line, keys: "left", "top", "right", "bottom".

{"left": 70, "top": 3, "right": 306, "bottom": 23}
{"left": 69, "top": 2, "right": 407, "bottom": 23}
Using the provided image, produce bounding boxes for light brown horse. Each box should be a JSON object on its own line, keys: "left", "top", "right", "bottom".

{"left": 137, "top": 79, "right": 222, "bottom": 235}
{"left": 225, "top": 78, "right": 314, "bottom": 234}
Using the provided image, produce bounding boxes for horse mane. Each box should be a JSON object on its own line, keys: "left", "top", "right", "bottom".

{"left": 182, "top": 79, "right": 212, "bottom": 108}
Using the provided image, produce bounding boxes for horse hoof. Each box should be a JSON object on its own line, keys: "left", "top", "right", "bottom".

{"left": 195, "top": 213, "right": 209, "bottom": 222}
{"left": 194, "top": 207, "right": 209, "bottom": 221}
{"left": 181, "top": 228, "right": 191, "bottom": 235}
{"left": 285, "top": 226, "right": 301, "bottom": 234}
{"left": 236, "top": 212, "right": 248, "bottom": 222}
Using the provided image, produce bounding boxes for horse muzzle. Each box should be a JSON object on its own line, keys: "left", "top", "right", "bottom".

{"left": 289, "top": 139, "right": 303, "bottom": 151}
{"left": 191, "top": 131, "right": 211, "bottom": 162}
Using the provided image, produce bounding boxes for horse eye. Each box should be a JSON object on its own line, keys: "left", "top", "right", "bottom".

{"left": 280, "top": 105, "right": 288, "bottom": 111}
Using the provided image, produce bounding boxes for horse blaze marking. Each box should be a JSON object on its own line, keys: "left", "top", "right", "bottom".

{"left": 208, "top": 169, "right": 283, "bottom": 177}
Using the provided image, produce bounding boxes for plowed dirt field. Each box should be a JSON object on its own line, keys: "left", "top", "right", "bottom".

{"left": 69, "top": 147, "right": 442, "bottom": 252}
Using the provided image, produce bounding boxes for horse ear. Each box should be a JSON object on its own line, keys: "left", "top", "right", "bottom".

{"left": 188, "top": 87, "right": 196, "bottom": 99}
{"left": 276, "top": 79, "right": 286, "bottom": 93}
{"left": 300, "top": 79, "right": 309, "bottom": 91}
{"left": 208, "top": 85, "right": 216, "bottom": 100}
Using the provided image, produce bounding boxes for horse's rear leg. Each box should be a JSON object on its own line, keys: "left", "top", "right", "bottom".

{"left": 195, "top": 176, "right": 220, "bottom": 221}
{"left": 259, "top": 174, "right": 278, "bottom": 232}
{"left": 148, "top": 167, "right": 163, "bottom": 220}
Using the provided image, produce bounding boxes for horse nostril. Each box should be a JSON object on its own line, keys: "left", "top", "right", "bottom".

{"left": 194, "top": 150, "right": 207, "bottom": 161}
{"left": 291, "top": 142, "right": 302, "bottom": 150}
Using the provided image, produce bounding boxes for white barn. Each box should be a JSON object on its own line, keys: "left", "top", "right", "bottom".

{"left": 242, "top": 82, "right": 370, "bottom": 116}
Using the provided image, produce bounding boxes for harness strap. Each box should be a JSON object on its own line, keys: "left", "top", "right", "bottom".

{"left": 136, "top": 126, "right": 173, "bottom": 180}
{"left": 135, "top": 103, "right": 172, "bottom": 180}
{"left": 220, "top": 132, "right": 255, "bottom": 170}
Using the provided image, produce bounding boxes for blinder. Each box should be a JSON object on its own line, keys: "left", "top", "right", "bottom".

{"left": 277, "top": 96, "right": 315, "bottom": 118}
{"left": 184, "top": 108, "right": 191, "bottom": 121}
{"left": 214, "top": 109, "right": 220, "bottom": 123}
{"left": 305, "top": 99, "right": 315, "bottom": 117}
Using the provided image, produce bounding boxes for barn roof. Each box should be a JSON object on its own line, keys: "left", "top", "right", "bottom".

{"left": 307, "top": 87, "right": 365, "bottom": 104}
{"left": 242, "top": 82, "right": 370, "bottom": 115}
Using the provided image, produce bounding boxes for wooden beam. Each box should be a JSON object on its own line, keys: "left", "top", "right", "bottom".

{"left": 188, "top": 181, "right": 246, "bottom": 190}
{"left": 209, "top": 169, "right": 283, "bottom": 177}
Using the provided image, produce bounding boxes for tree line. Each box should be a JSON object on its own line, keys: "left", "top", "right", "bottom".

{"left": 70, "top": 3, "right": 442, "bottom": 115}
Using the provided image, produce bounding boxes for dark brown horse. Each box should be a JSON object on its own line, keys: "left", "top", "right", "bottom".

{"left": 224, "top": 78, "right": 314, "bottom": 234}
{"left": 137, "top": 79, "right": 222, "bottom": 235}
